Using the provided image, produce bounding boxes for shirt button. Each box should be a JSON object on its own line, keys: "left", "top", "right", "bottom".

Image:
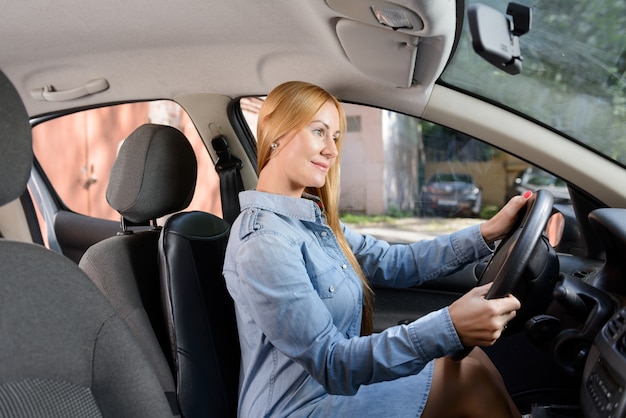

{"left": 320, "top": 231, "right": 327, "bottom": 237}
{"left": 329, "top": 285, "right": 335, "bottom": 293}
{"left": 341, "top": 264, "right": 347, "bottom": 269}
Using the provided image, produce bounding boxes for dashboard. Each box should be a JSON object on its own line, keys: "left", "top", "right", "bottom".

{"left": 552, "top": 209, "right": 626, "bottom": 417}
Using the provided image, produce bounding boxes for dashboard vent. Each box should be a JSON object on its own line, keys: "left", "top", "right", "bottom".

{"left": 572, "top": 268, "right": 594, "bottom": 279}
{"left": 605, "top": 309, "right": 626, "bottom": 341}
{"left": 618, "top": 336, "right": 626, "bottom": 356}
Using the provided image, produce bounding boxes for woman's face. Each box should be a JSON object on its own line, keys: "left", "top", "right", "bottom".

{"left": 266, "top": 100, "right": 340, "bottom": 197}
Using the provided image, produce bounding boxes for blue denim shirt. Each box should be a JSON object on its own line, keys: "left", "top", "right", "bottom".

{"left": 223, "top": 191, "right": 493, "bottom": 417}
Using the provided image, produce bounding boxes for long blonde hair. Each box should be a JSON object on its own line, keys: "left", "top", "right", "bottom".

{"left": 257, "top": 81, "right": 374, "bottom": 335}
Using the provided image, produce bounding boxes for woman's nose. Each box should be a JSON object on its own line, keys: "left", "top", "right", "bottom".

{"left": 323, "top": 139, "right": 338, "bottom": 158}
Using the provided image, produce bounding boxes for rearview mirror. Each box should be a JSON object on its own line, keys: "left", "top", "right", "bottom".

{"left": 467, "top": 2, "right": 532, "bottom": 75}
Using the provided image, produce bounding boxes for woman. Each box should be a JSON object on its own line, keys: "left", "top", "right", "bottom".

{"left": 223, "top": 81, "right": 529, "bottom": 417}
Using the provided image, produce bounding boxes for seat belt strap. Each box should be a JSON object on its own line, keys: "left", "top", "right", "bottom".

{"left": 165, "top": 391, "right": 181, "bottom": 416}
{"left": 211, "top": 135, "right": 244, "bottom": 224}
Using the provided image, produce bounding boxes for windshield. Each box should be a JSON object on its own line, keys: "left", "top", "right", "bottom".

{"left": 442, "top": 0, "right": 626, "bottom": 165}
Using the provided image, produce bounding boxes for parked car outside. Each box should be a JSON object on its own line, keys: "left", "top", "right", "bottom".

{"left": 419, "top": 173, "right": 482, "bottom": 217}
{"left": 508, "top": 167, "right": 571, "bottom": 204}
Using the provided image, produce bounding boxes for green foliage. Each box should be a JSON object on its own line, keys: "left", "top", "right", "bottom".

{"left": 339, "top": 213, "right": 394, "bottom": 225}
{"left": 385, "top": 205, "right": 413, "bottom": 218}
{"left": 480, "top": 204, "right": 500, "bottom": 220}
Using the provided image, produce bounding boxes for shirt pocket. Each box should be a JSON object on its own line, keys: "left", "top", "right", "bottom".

{"left": 309, "top": 264, "right": 347, "bottom": 299}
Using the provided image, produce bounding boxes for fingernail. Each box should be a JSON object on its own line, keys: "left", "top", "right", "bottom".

{"left": 523, "top": 190, "right": 532, "bottom": 199}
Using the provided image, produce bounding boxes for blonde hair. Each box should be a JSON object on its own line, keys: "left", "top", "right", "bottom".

{"left": 257, "top": 81, "right": 374, "bottom": 335}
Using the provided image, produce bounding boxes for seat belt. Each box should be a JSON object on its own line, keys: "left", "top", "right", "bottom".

{"left": 211, "top": 135, "right": 244, "bottom": 224}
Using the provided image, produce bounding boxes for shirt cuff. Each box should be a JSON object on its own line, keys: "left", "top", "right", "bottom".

{"left": 407, "top": 307, "right": 464, "bottom": 359}
{"left": 450, "top": 224, "right": 494, "bottom": 264}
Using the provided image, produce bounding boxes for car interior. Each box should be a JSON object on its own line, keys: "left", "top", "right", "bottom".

{"left": 2, "top": 0, "right": 626, "bottom": 417}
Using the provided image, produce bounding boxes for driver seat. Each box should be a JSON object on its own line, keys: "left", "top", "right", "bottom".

{"left": 158, "top": 209, "right": 239, "bottom": 417}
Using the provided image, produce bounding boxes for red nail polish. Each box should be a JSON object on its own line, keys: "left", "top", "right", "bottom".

{"left": 523, "top": 190, "right": 532, "bottom": 199}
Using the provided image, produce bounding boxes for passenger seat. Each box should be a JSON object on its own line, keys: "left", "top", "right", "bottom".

{"left": 79, "top": 123, "right": 198, "bottom": 415}
{"left": 0, "top": 70, "right": 174, "bottom": 417}
{"left": 80, "top": 122, "right": 240, "bottom": 417}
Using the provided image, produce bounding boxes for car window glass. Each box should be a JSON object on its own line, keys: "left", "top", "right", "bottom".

{"left": 240, "top": 98, "right": 570, "bottom": 234}
{"left": 32, "top": 101, "right": 222, "bottom": 222}
{"left": 443, "top": 0, "right": 626, "bottom": 167}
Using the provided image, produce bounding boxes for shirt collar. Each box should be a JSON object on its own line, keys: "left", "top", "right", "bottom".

{"left": 239, "top": 190, "right": 323, "bottom": 223}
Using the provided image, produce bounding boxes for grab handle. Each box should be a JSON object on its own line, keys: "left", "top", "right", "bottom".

{"left": 30, "top": 78, "right": 109, "bottom": 101}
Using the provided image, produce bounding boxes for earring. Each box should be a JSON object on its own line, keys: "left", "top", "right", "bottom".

{"left": 270, "top": 142, "right": 278, "bottom": 150}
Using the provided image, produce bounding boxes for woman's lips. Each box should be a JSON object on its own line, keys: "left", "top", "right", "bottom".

{"left": 312, "top": 161, "right": 329, "bottom": 171}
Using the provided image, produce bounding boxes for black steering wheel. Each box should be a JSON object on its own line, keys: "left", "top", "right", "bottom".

{"left": 477, "top": 189, "right": 555, "bottom": 299}
{"left": 451, "top": 189, "right": 555, "bottom": 360}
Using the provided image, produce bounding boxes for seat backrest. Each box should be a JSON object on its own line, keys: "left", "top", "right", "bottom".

{"left": 79, "top": 228, "right": 176, "bottom": 404}
{"left": 79, "top": 123, "right": 198, "bottom": 415}
{"left": 159, "top": 210, "right": 239, "bottom": 418}
{"left": 0, "top": 70, "right": 173, "bottom": 417}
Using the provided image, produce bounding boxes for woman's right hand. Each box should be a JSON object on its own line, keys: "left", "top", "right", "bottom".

{"left": 479, "top": 191, "right": 532, "bottom": 245}
{"left": 448, "top": 282, "right": 521, "bottom": 347}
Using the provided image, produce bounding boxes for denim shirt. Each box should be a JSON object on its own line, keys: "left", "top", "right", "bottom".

{"left": 223, "top": 191, "right": 493, "bottom": 417}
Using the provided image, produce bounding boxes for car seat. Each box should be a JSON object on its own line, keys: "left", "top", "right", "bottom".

{"left": 79, "top": 122, "right": 239, "bottom": 417}
{"left": 0, "top": 71, "right": 174, "bottom": 417}
{"left": 158, "top": 209, "right": 239, "bottom": 418}
{"left": 79, "top": 123, "right": 197, "bottom": 414}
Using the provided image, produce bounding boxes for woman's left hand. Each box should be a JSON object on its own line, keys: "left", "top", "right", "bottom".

{"left": 480, "top": 191, "right": 532, "bottom": 245}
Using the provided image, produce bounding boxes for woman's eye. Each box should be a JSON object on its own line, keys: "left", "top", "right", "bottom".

{"left": 313, "top": 128, "right": 325, "bottom": 138}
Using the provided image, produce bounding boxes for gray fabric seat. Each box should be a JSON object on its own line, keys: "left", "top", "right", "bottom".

{"left": 79, "top": 124, "right": 198, "bottom": 415}
{"left": 0, "top": 71, "right": 174, "bottom": 417}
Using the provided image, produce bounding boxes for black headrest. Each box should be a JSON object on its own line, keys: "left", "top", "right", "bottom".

{"left": 0, "top": 70, "right": 33, "bottom": 207}
{"left": 106, "top": 123, "right": 198, "bottom": 224}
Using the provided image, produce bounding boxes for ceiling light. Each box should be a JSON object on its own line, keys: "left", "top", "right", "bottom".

{"left": 370, "top": 5, "right": 413, "bottom": 30}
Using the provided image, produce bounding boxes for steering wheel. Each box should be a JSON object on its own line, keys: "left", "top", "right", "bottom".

{"left": 476, "top": 189, "right": 554, "bottom": 298}
{"left": 450, "top": 189, "right": 555, "bottom": 360}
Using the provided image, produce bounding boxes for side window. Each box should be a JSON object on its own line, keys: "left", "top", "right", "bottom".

{"left": 239, "top": 98, "right": 569, "bottom": 224}
{"left": 32, "top": 101, "right": 221, "bottom": 222}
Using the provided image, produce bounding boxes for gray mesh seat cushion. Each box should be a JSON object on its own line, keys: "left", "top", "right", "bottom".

{"left": 0, "top": 379, "right": 102, "bottom": 418}
{"left": 0, "top": 241, "right": 173, "bottom": 417}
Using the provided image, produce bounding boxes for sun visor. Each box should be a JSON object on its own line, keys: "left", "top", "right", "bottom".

{"left": 328, "top": 0, "right": 455, "bottom": 88}
{"left": 327, "top": 0, "right": 434, "bottom": 35}
{"left": 335, "top": 19, "right": 419, "bottom": 88}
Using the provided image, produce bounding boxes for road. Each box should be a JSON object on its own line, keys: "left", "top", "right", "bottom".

{"left": 344, "top": 217, "right": 484, "bottom": 243}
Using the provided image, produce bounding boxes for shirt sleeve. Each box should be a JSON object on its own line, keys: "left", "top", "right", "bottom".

{"left": 343, "top": 223, "right": 493, "bottom": 287}
{"left": 231, "top": 230, "right": 464, "bottom": 395}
